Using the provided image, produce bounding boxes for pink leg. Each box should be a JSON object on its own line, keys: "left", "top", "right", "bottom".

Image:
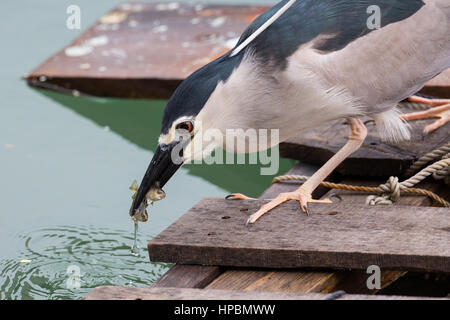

{"left": 246, "top": 118, "right": 368, "bottom": 225}
{"left": 403, "top": 96, "right": 450, "bottom": 134}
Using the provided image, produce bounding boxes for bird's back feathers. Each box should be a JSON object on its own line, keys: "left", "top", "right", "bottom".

{"left": 234, "top": 0, "right": 424, "bottom": 68}
{"left": 228, "top": 0, "right": 448, "bottom": 143}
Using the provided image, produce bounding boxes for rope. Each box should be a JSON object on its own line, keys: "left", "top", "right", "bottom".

{"left": 405, "top": 142, "right": 450, "bottom": 177}
{"left": 272, "top": 157, "right": 450, "bottom": 208}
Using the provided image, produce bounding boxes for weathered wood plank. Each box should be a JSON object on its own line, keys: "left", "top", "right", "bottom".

{"left": 209, "top": 174, "right": 447, "bottom": 294}
{"left": 207, "top": 269, "right": 346, "bottom": 294}
{"left": 280, "top": 104, "right": 450, "bottom": 177}
{"left": 26, "top": 2, "right": 268, "bottom": 99}
{"left": 421, "top": 69, "right": 450, "bottom": 98}
{"left": 150, "top": 162, "right": 329, "bottom": 290}
{"left": 152, "top": 264, "right": 223, "bottom": 289}
{"left": 207, "top": 163, "right": 344, "bottom": 294}
{"left": 148, "top": 199, "right": 450, "bottom": 272}
{"left": 83, "top": 286, "right": 443, "bottom": 300}
{"left": 148, "top": 163, "right": 447, "bottom": 294}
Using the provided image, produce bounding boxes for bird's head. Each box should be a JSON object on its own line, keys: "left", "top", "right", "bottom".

{"left": 130, "top": 53, "right": 245, "bottom": 216}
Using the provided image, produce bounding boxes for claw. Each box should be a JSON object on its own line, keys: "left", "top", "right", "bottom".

{"left": 324, "top": 290, "right": 347, "bottom": 300}
{"left": 328, "top": 193, "right": 343, "bottom": 202}
{"left": 245, "top": 217, "right": 252, "bottom": 227}
{"left": 364, "top": 120, "right": 375, "bottom": 126}
{"left": 302, "top": 205, "right": 310, "bottom": 216}
{"left": 226, "top": 193, "right": 255, "bottom": 200}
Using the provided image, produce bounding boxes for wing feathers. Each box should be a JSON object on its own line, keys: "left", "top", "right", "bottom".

{"left": 231, "top": 0, "right": 296, "bottom": 57}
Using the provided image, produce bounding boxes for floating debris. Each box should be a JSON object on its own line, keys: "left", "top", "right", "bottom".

{"left": 19, "top": 260, "right": 32, "bottom": 264}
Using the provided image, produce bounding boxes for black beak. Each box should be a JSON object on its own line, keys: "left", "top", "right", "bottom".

{"left": 130, "top": 143, "right": 183, "bottom": 216}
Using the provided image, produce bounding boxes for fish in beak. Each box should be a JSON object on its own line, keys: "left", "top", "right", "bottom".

{"left": 129, "top": 143, "right": 183, "bottom": 218}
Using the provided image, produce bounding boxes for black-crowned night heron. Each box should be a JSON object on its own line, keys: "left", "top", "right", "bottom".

{"left": 131, "top": 0, "right": 450, "bottom": 225}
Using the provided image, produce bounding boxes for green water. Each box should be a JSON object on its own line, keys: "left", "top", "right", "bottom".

{"left": 0, "top": 0, "right": 288, "bottom": 299}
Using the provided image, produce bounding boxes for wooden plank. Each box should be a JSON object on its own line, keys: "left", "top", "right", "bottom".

{"left": 26, "top": 2, "right": 269, "bottom": 99}
{"left": 206, "top": 163, "right": 345, "bottom": 294}
{"left": 421, "top": 69, "right": 450, "bottom": 98}
{"left": 280, "top": 104, "right": 450, "bottom": 177}
{"left": 148, "top": 199, "right": 450, "bottom": 273}
{"left": 147, "top": 164, "right": 446, "bottom": 294}
{"left": 152, "top": 264, "right": 222, "bottom": 289}
{"left": 150, "top": 162, "right": 330, "bottom": 290}
{"left": 208, "top": 175, "right": 446, "bottom": 294}
{"left": 83, "top": 286, "right": 443, "bottom": 300}
{"left": 207, "top": 269, "right": 346, "bottom": 294}
{"left": 148, "top": 163, "right": 447, "bottom": 294}
{"left": 148, "top": 164, "right": 447, "bottom": 295}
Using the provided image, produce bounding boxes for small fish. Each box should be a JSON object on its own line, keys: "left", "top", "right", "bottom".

{"left": 133, "top": 202, "right": 149, "bottom": 223}
{"left": 146, "top": 181, "right": 166, "bottom": 205}
{"left": 129, "top": 180, "right": 166, "bottom": 223}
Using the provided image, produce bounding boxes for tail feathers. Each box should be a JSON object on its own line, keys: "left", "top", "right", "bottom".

{"left": 372, "top": 108, "right": 411, "bottom": 143}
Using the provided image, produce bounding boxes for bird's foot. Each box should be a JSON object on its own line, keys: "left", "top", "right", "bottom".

{"left": 402, "top": 96, "right": 450, "bottom": 134}
{"left": 246, "top": 189, "right": 333, "bottom": 226}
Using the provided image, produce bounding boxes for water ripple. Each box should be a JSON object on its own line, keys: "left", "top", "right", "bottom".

{"left": 0, "top": 225, "right": 171, "bottom": 300}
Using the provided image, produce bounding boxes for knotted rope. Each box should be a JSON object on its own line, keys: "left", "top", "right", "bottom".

{"left": 366, "top": 157, "right": 449, "bottom": 206}
{"left": 272, "top": 146, "right": 450, "bottom": 208}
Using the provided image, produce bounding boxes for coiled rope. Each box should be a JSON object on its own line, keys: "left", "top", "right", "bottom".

{"left": 405, "top": 142, "right": 450, "bottom": 179}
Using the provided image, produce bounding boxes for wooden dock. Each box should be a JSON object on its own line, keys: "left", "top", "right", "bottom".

{"left": 139, "top": 162, "right": 449, "bottom": 298}
{"left": 27, "top": 1, "right": 450, "bottom": 100}
{"left": 86, "top": 152, "right": 449, "bottom": 300}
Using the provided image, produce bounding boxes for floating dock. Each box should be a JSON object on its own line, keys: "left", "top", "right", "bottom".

{"left": 86, "top": 153, "right": 449, "bottom": 300}
{"left": 85, "top": 111, "right": 449, "bottom": 299}
{"left": 27, "top": 1, "right": 450, "bottom": 100}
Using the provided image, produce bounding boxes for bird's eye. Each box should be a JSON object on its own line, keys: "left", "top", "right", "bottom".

{"left": 176, "top": 121, "right": 194, "bottom": 133}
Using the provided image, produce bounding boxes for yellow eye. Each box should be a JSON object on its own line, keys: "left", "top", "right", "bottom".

{"left": 176, "top": 121, "right": 194, "bottom": 133}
